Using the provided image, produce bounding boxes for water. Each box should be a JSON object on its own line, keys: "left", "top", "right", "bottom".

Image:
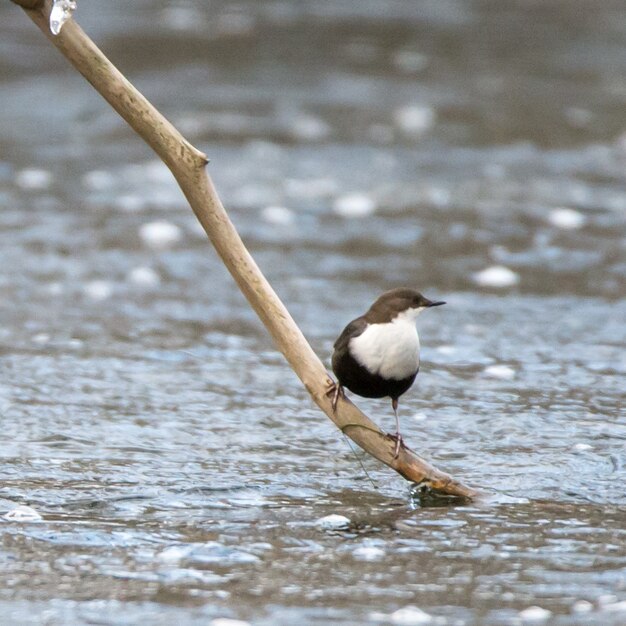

{"left": 1, "top": 1, "right": 625, "bottom": 624}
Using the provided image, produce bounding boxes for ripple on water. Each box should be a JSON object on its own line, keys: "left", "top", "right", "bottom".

{"left": 157, "top": 542, "right": 260, "bottom": 567}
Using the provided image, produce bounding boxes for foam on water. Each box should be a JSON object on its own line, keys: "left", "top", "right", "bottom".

{"left": 484, "top": 364, "right": 516, "bottom": 380}
{"left": 289, "top": 114, "right": 331, "bottom": 141}
{"left": 518, "top": 606, "right": 552, "bottom": 621}
{"left": 317, "top": 514, "right": 351, "bottom": 530}
{"left": 114, "top": 194, "right": 147, "bottom": 212}
{"left": 15, "top": 168, "right": 53, "bottom": 190}
{"left": 3, "top": 505, "right": 43, "bottom": 522}
{"left": 393, "top": 105, "right": 436, "bottom": 135}
{"left": 261, "top": 205, "right": 295, "bottom": 225}
{"left": 127, "top": 266, "right": 161, "bottom": 287}
{"left": 388, "top": 606, "right": 434, "bottom": 625}
{"left": 210, "top": 620, "right": 252, "bottom": 626}
{"left": 83, "top": 280, "right": 113, "bottom": 301}
{"left": 548, "top": 207, "right": 587, "bottom": 230}
{"left": 139, "top": 220, "right": 182, "bottom": 249}
{"left": 159, "top": 6, "right": 205, "bottom": 32}
{"left": 571, "top": 600, "right": 594, "bottom": 613}
{"left": 82, "top": 169, "right": 116, "bottom": 191}
{"left": 352, "top": 545, "right": 385, "bottom": 561}
{"left": 472, "top": 265, "right": 520, "bottom": 288}
{"left": 333, "top": 193, "right": 377, "bottom": 218}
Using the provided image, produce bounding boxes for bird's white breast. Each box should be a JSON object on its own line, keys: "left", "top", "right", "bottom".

{"left": 349, "top": 310, "right": 421, "bottom": 380}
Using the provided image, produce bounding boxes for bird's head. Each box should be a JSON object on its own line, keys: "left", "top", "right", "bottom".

{"left": 368, "top": 288, "right": 445, "bottom": 322}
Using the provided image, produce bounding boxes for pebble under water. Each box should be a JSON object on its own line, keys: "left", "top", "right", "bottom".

{"left": 1, "top": 1, "right": 625, "bottom": 624}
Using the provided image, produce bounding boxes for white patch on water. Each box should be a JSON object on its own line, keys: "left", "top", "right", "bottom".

{"left": 484, "top": 364, "right": 516, "bottom": 380}
{"left": 473, "top": 265, "right": 520, "bottom": 288}
{"left": 425, "top": 185, "right": 451, "bottom": 207}
{"left": 289, "top": 114, "right": 331, "bottom": 141}
{"left": 83, "top": 280, "right": 113, "bottom": 301}
{"left": 159, "top": 6, "right": 205, "bottom": 32}
{"left": 31, "top": 332, "right": 50, "bottom": 345}
{"left": 393, "top": 105, "right": 436, "bottom": 135}
{"left": 46, "top": 282, "right": 64, "bottom": 296}
{"left": 601, "top": 600, "right": 626, "bottom": 613}
{"left": 127, "top": 266, "right": 161, "bottom": 287}
{"left": 157, "top": 545, "right": 194, "bottom": 564}
{"left": 598, "top": 594, "right": 620, "bottom": 608}
{"left": 352, "top": 542, "right": 385, "bottom": 561}
{"left": 436, "top": 345, "right": 456, "bottom": 355}
{"left": 16, "top": 168, "right": 53, "bottom": 190}
{"left": 317, "top": 514, "right": 350, "bottom": 530}
{"left": 115, "top": 194, "right": 146, "bottom": 212}
{"left": 82, "top": 169, "right": 116, "bottom": 191}
{"left": 333, "top": 192, "right": 376, "bottom": 218}
{"left": 518, "top": 606, "right": 552, "bottom": 621}
{"left": 389, "top": 605, "right": 433, "bottom": 624}
{"left": 139, "top": 220, "right": 182, "bottom": 249}
{"left": 548, "top": 207, "right": 586, "bottom": 230}
{"left": 571, "top": 600, "right": 594, "bottom": 613}
{"left": 210, "top": 619, "right": 252, "bottom": 626}
{"left": 3, "top": 505, "right": 43, "bottom": 522}
{"left": 261, "top": 205, "right": 295, "bottom": 225}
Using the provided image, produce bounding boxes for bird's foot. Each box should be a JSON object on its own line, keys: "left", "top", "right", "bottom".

{"left": 387, "top": 431, "right": 404, "bottom": 459}
{"left": 325, "top": 379, "right": 344, "bottom": 412}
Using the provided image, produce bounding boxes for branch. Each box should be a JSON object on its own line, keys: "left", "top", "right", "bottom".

{"left": 12, "top": 0, "right": 478, "bottom": 500}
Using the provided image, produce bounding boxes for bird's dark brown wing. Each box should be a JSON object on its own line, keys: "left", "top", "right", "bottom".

{"left": 333, "top": 316, "right": 368, "bottom": 352}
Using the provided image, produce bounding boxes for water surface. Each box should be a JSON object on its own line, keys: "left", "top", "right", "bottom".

{"left": 1, "top": 1, "right": 625, "bottom": 624}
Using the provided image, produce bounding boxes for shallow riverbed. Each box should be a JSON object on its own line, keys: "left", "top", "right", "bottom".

{"left": 1, "top": 1, "right": 625, "bottom": 624}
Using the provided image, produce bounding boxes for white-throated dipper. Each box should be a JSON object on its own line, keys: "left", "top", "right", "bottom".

{"left": 328, "top": 288, "right": 445, "bottom": 457}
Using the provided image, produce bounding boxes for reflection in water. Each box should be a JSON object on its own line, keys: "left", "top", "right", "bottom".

{"left": 0, "top": 0, "right": 625, "bottom": 624}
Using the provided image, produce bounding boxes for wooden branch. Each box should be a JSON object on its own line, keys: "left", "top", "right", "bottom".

{"left": 12, "top": 0, "right": 478, "bottom": 500}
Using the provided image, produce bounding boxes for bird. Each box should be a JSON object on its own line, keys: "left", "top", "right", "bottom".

{"left": 328, "top": 288, "right": 445, "bottom": 458}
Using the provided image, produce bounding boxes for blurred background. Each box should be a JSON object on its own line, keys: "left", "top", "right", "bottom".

{"left": 0, "top": 1, "right": 625, "bottom": 625}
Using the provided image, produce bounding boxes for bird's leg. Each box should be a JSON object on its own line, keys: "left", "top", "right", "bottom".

{"left": 390, "top": 397, "right": 404, "bottom": 458}
{"left": 325, "top": 378, "right": 345, "bottom": 412}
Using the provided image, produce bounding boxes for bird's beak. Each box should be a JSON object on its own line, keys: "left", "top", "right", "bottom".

{"left": 427, "top": 300, "right": 446, "bottom": 307}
